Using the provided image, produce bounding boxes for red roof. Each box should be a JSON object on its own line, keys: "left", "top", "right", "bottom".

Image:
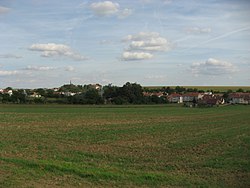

{"left": 169, "top": 93, "right": 182, "bottom": 97}
{"left": 229, "top": 93, "right": 250, "bottom": 99}
{"left": 183, "top": 93, "right": 200, "bottom": 97}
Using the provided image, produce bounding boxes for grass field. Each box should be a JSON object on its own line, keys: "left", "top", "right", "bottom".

{"left": 0, "top": 104, "right": 250, "bottom": 187}
{"left": 144, "top": 86, "right": 250, "bottom": 92}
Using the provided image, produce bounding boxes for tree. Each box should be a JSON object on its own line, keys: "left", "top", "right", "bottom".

{"left": 150, "top": 95, "right": 167, "bottom": 104}
{"left": 5, "top": 87, "right": 13, "bottom": 90}
{"left": 103, "top": 85, "right": 119, "bottom": 100}
{"left": 69, "top": 89, "right": 104, "bottom": 104}
{"left": 12, "top": 90, "right": 27, "bottom": 103}
{"left": 120, "top": 82, "right": 144, "bottom": 104}
{"left": 84, "top": 89, "right": 104, "bottom": 104}
{"left": 175, "top": 86, "right": 186, "bottom": 93}
{"left": 165, "top": 87, "right": 174, "bottom": 94}
{"left": 236, "top": 88, "right": 244, "bottom": 92}
{"left": 34, "top": 88, "right": 46, "bottom": 96}
{"left": 59, "top": 84, "right": 83, "bottom": 93}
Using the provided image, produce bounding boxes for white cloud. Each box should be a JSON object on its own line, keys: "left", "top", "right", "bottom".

{"left": 121, "top": 32, "right": 171, "bottom": 61}
{"left": 122, "top": 51, "right": 153, "bottom": 61}
{"left": 0, "top": 70, "right": 18, "bottom": 76}
{"left": 90, "top": 1, "right": 119, "bottom": 16}
{"left": 29, "top": 43, "right": 87, "bottom": 61}
{"left": 90, "top": 1, "right": 131, "bottom": 18}
{"left": 24, "top": 66, "right": 56, "bottom": 71}
{"left": 65, "top": 66, "right": 75, "bottom": 72}
{"left": 124, "top": 32, "right": 171, "bottom": 52}
{"left": 186, "top": 27, "right": 212, "bottom": 34}
{"left": 0, "top": 6, "right": 10, "bottom": 14}
{"left": 0, "top": 54, "right": 23, "bottom": 59}
{"left": 190, "top": 58, "right": 238, "bottom": 75}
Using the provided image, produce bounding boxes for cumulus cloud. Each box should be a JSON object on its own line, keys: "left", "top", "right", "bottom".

{"left": 24, "top": 66, "right": 56, "bottom": 71}
{"left": 90, "top": 1, "right": 119, "bottom": 16}
{"left": 122, "top": 51, "right": 153, "bottom": 61}
{"left": 123, "top": 32, "right": 171, "bottom": 52}
{"left": 190, "top": 58, "right": 238, "bottom": 75}
{"left": 0, "top": 54, "right": 23, "bottom": 59}
{"left": 0, "top": 70, "right": 18, "bottom": 76}
{"left": 90, "top": 1, "right": 131, "bottom": 18}
{"left": 121, "top": 32, "right": 171, "bottom": 61}
{"left": 0, "top": 6, "right": 10, "bottom": 14}
{"left": 186, "top": 27, "right": 212, "bottom": 34}
{"left": 29, "top": 43, "right": 87, "bottom": 61}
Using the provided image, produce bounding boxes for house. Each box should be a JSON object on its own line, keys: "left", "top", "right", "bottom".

{"left": 152, "top": 92, "right": 165, "bottom": 98}
{"left": 29, "top": 92, "right": 41, "bottom": 98}
{"left": 93, "top": 84, "right": 102, "bottom": 90}
{"left": 168, "top": 93, "right": 183, "bottom": 103}
{"left": 143, "top": 92, "right": 166, "bottom": 98}
{"left": 229, "top": 93, "right": 250, "bottom": 104}
{"left": 198, "top": 94, "right": 224, "bottom": 106}
{"left": 182, "top": 93, "right": 203, "bottom": 102}
{"left": 0, "top": 89, "right": 13, "bottom": 96}
{"left": 8, "top": 90, "right": 13, "bottom": 96}
{"left": 63, "top": 91, "right": 76, "bottom": 97}
{"left": 143, "top": 92, "right": 152, "bottom": 97}
{"left": 53, "top": 88, "right": 59, "bottom": 92}
{"left": 213, "top": 94, "right": 225, "bottom": 104}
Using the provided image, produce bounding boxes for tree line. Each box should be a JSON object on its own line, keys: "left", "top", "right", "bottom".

{"left": 0, "top": 83, "right": 248, "bottom": 105}
{"left": 0, "top": 82, "right": 166, "bottom": 104}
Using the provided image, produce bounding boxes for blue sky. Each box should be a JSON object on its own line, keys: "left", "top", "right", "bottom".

{"left": 0, "top": 0, "right": 249, "bottom": 88}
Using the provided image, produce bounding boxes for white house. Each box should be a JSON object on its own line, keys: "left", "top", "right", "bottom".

{"left": 0, "top": 89, "right": 13, "bottom": 96}
{"left": 168, "top": 93, "right": 183, "bottom": 103}
{"left": 229, "top": 93, "right": 250, "bottom": 104}
{"left": 30, "top": 92, "right": 41, "bottom": 98}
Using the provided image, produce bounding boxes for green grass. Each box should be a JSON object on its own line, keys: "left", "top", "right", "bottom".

{"left": 0, "top": 104, "right": 250, "bottom": 187}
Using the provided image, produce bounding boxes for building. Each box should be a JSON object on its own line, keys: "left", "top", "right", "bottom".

{"left": 229, "top": 93, "right": 250, "bottom": 104}
{"left": 143, "top": 91, "right": 166, "bottom": 98}
{"left": 168, "top": 93, "right": 183, "bottom": 103}
{"left": 198, "top": 94, "right": 224, "bottom": 106}
{"left": 182, "top": 93, "right": 203, "bottom": 102}
{"left": 0, "top": 89, "right": 13, "bottom": 96}
{"left": 29, "top": 92, "right": 42, "bottom": 98}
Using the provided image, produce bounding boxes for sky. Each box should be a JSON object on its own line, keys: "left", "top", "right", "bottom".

{"left": 0, "top": 0, "right": 250, "bottom": 88}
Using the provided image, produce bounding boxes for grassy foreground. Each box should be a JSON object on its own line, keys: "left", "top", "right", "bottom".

{"left": 0, "top": 104, "right": 249, "bottom": 187}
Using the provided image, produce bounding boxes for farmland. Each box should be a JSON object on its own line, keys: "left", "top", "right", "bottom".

{"left": 0, "top": 104, "right": 249, "bottom": 187}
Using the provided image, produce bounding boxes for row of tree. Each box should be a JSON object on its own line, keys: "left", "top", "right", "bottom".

{"left": 0, "top": 82, "right": 167, "bottom": 105}
{"left": 61, "top": 82, "right": 167, "bottom": 105}
{"left": 1, "top": 83, "right": 248, "bottom": 105}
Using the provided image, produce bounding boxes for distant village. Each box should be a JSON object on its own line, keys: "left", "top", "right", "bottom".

{"left": 0, "top": 82, "right": 250, "bottom": 106}
{"left": 145, "top": 91, "right": 250, "bottom": 107}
